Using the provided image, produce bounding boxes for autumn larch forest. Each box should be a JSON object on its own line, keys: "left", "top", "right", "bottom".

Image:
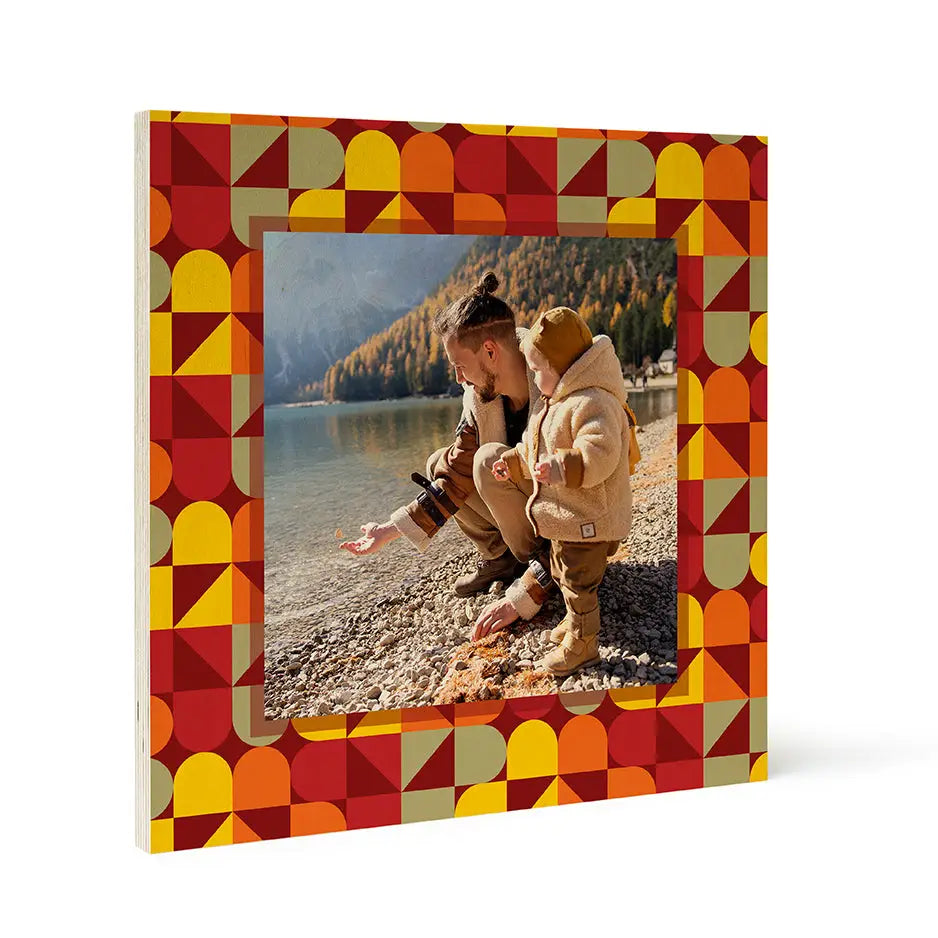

{"left": 300, "top": 235, "right": 676, "bottom": 403}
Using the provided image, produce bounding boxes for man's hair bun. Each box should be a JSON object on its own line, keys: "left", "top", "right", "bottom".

{"left": 474, "top": 271, "right": 499, "bottom": 296}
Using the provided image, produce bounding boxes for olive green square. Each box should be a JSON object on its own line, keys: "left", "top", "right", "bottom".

{"left": 750, "top": 697, "right": 768, "bottom": 752}
{"left": 703, "top": 754, "right": 751, "bottom": 787}
{"left": 557, "top": 196, "right": 608, "bottom": 225}
{"left": 401, "top": 787, "right": 456, "bottom": 824}
{"left": 750, "top": 477, "right": 767, "bottom": 533}
{"left": 750, "top": 256, "right": 768, "bottom": 312}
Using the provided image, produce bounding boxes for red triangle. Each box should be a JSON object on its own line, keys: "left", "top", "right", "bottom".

{"left": 174, "top": 375, "right": 231, "bottom": 435}
{"left": 678, "top": 480, "right": 704, "bottom": 534}
{"left": 234, "top": 654, "right": 264, "bottom": 687}
{"left": 707, "top": 259, "right": 750, "bottom": 311}
{"left": 346, "top": 738, "right": 401, "bottom": 797}
{"left": 351, "top": 735, "right": 401, "bottom": 788}
{"left": 233, "top": 127, "right": 288, "bottom": 188}
{"left": 560, "top": 145, "right": 607, "bottom": 197}
{"left": 707, "top": 702, "right": 751, "bottom": 757}
{"left": 402, "top": 191, "right": 454, "bottom": 234}
{"left": 234, "top": 806, "right": 290, "bottom": 841}
{"left": 175, "top": 123, "right": 230, "bottom": 185}
{"left": 655, "top": 198, "right": 700, "bottom": 238}
{"left": 173, "top": 630, "right": 231, "bottom": 690}
{"left": 177, "top": 625, "right": 232, "bottom": 684}
{"left": 171, "top": 313, "right": 228, "bottom": 374}
{"left": 173, "top": 563, "right": 229, "bottom": 623}
{"left": 507, "top": 138, "right": 556, "bottom": 195}
{"left": 173, "top": 812, "right": 231, "bottom": 850}
{"left": 708, "top": 644, "right": 751, "bottom": 695}
{"left": 345, "top": 190, "right": 398, "bottom": 231}
{"left": 234, "top": 312, "right": 264, "bottom": 344}
{"left": 708, "top": 423, "right": 750, "bottom": 474}
{"left": 234, "top": 405, "right": 263, "bottom": 438}
{"left": 404, "top": 730, "right": 454, "bottom": 792}
{"left": 559, "top": 769, "right": 607, "bottom": 803}
{"left": 234, "top": 560, "right": 264, "bottom": 591}
{"left": 680, "top": 255, "right": 704, "bottom": 312}
{"left": 705, "top": 482, "right": 750, "bottom": 535}
{"left": 655, "top": 717, "right": 702, "bottom": 762}
{"left": 678, "top": 423, "right": 702, "bottom": 452}
{"left": 171, "top": 126, "right": 228, "bottom": 187}
{"left": 707, "top": 199, "right": 750, "bottom": 253}
{"left": 658, "top": 705, "right": 704, "bottom": 756}
{"left": 172, "top": 379, "right": 230, "bottom": 439}
{"left": 507, "top": 775, "right": 555, "bottom": 810}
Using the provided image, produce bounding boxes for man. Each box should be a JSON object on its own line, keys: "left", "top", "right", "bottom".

{"left": 340, "top": 272, "right": 551, "bottom": 639}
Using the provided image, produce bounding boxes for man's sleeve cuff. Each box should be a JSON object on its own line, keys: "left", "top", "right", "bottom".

{"left": 501, "top": 448, "right": 526, "bottom": 483}
{"left": 505, "top": 576, "right": 542, "bottom": 620}
{"left": 389, "top": 506, "right": 432, "bottom": 553}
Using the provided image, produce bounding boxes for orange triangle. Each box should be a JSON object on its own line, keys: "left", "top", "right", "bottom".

{"left": 231, "top": 316, "right": 263, "bottom": 376}
{"left": 399, "top": 195, "right": 436, "bottom": 234}
{"left": 232, "top": 813, "right": 263, "bottom": 844}
{"left": 703, "top": 650, "right": 748, "bottom": 702}
{"left": 703, "top": 427, "right": 747, "bottom": 479}
{"left": 703, "top": 203, "right": 747, "bottom": 256}
{"left": 557, "top": 777, "right": 582, "bottom": 805}
{"left": 232, "top": 567, "right": 264, "bottom": 643}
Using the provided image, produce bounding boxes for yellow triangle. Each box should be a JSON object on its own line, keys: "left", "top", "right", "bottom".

{"left": 684, "top": 201, "right": 705, "bottom": 256}
{"left": 375, "top": 193, "right": 403, "bottom": 221}
{"left": 175, "top": 315, "right": 232, "bottom": 376}
{"left": 176, "top": 565, "right": 233, "bottom": 629}
{"left": 659, "top": 650, "right": 704, "bottom": 707}
{"left": 204, "top": 813, "right": 234, "bottom": 847}
{"left": 533, "top": 777, "right": 559, "bottom": 808}
{"left": 677, "top": 425, "right": 704, "bottom": 481}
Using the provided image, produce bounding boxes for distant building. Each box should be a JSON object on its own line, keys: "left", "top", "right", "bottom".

{"left": 658, "top": 347, "right": 677, "bottom": 375}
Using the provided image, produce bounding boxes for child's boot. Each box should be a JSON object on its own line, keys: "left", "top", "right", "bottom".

{"left": 539, "top": 607, "right": 601, "bottom": 676}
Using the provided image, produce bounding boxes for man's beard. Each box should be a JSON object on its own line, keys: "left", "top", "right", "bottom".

{"left": 474, "top": 365, "right": 498, "bottom": 403}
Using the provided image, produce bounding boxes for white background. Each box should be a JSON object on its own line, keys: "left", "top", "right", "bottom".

{"left": 3, "top": 2, "right": 935, "bottom": 935}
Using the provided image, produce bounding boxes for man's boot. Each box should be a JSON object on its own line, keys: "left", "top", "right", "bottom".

{"left": 539, "top": 607, "right": 601, "bottom": 676}
{"left": 453, "top": 551, "right": 526, "bottom": 597}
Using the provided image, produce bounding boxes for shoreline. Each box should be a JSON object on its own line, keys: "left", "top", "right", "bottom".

{"left": 275, "top": 374, "right": 677, "bottom": 409}
{"left": 264, "top": 412, "right": 678, "bottom": 718}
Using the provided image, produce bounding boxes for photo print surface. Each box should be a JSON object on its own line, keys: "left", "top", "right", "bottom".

{"left": 263, "top": 232, "right": 679, "bottom": 719}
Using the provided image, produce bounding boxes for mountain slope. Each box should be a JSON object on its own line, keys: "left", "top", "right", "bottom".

{"left": 263, "top": 232, "right": 476, "bottom": 403}
{"left": 323, "top": 235, "right": 677, "bottom": 402}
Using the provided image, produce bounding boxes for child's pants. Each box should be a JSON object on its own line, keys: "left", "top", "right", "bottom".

{"left": 549, "top": 540, "right": 620, "bottom": 636}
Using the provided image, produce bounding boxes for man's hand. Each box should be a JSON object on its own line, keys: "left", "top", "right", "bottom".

{"left": 491, "top": 457, "right": 510, "bottom": 481}
{"left": 471, "top": 598, "right": 520, "bottom": 641}
{"left": 339, "top": 522, "right": 400, "bottom": 556}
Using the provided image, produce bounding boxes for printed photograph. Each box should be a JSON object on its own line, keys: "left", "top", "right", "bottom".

{"left": 262, "top": 233, "right": 678, "bottom": 719}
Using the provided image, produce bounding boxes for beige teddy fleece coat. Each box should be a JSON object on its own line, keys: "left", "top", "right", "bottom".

{"left": 502, "top": 334, "right": 632, "bottom": 544}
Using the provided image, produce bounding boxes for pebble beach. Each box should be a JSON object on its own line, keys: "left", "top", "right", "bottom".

{"left": 264, "top": 412, "right": 677, "bottom": 718}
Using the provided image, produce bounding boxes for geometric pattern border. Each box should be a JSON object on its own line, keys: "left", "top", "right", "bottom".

{"left": 144, "top": 111, "right": 767, "bottom": 851}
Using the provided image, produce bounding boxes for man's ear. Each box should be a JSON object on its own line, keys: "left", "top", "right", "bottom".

{"left": 482, "top": 338, "right": 499, "bottom": 362}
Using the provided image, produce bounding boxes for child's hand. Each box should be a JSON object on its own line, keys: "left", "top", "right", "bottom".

{"left": 535, "top": 458, "right": 564, "bottom": 485}
{"left": 491, "top": 457, "right": 510, "bottom": 481}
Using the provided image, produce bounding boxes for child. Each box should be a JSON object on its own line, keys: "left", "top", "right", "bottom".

{"left": 491, "top": 307, "right": 632, "bottom": 677}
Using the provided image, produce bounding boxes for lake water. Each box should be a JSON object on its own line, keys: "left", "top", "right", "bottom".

{"left": 264, "top": 387, "right": 676, "bottom": 630}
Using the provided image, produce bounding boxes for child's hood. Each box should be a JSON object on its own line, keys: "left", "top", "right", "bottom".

{"left": 550, "top": 335, "right": 627, "bottom": 405}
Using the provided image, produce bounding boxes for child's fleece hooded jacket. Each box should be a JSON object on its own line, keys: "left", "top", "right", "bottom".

{"left": 502, "top": 334, "right": 633, "bottom": 544}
